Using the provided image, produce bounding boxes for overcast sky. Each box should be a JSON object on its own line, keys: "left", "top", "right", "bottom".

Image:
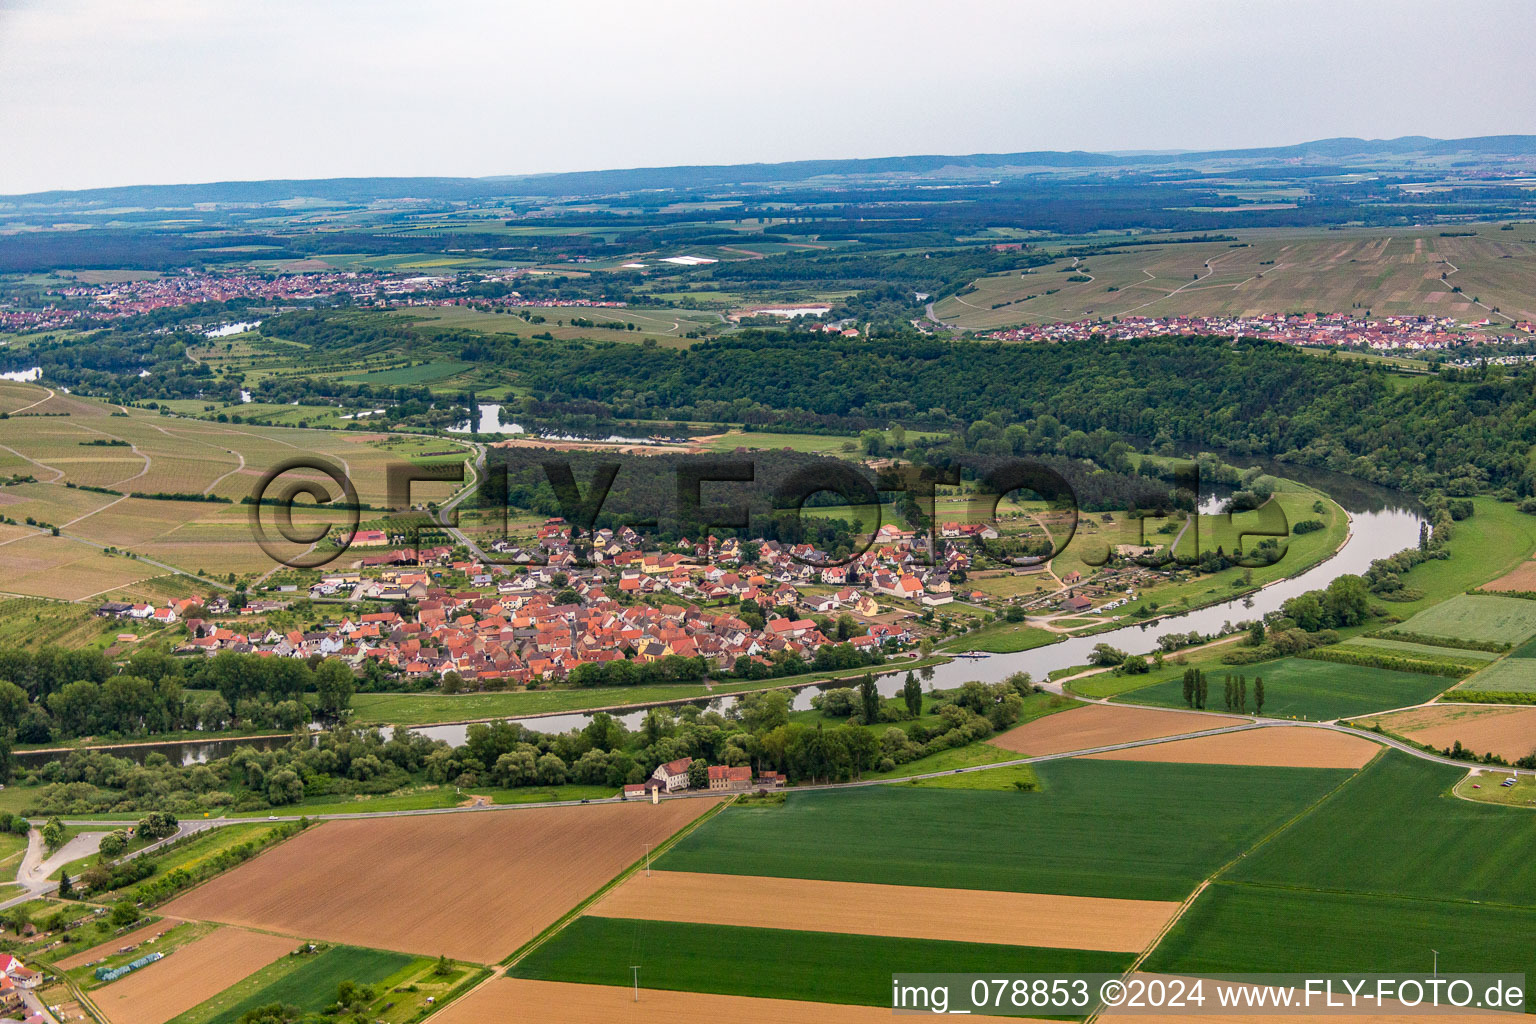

{"left": 2, "top": 0, "right": 1532, "bottom": 194}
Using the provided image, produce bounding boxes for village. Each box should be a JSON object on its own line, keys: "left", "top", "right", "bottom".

{"left": 983, "top": 311, "right": 1534, "bottom": 351}
{"left": 91, "top": 516, "right": 1165, "bottom": 690}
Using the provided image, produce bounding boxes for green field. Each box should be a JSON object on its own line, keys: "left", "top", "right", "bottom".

{"left": 1391, "top": 593, "right": 1536, "bottom": 646}
{"left": 1377, "top": 498, "right": 1536, "bottom": 617}
{"left": 1454, "top": 657, "right": 1536, "bottom": 694}
{"left": 1115, "top": 656, "right": 1451, "bottom": 720}
{"left": 1228, "top": 752, "right": 1536, "bottom": 907}
{"left": 512, "top": 917, "right": 1130, "bottom": 1008}
{"left": 1145, "top": 883, "right": 1536, "bottom": 978}
{"left": 172, "top": 946, "right": 416, "bottom": 1024}
{"left": 1342, "top": 636, "right": 1500, "bottom": 662}
{"left": 659, "top": 759, "right": 1352, "bottom": 901}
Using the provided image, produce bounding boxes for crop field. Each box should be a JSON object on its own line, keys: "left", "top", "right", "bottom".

{"left": 391, "top": 305, "right": 722, "bottom": 346}
{"left": 1116, "top": 657, "right": 1453, "bottom": 721}
{"left": 1144, "top": 883, "right": 1536, "bottom": 980}
{"left": 93, "top": 927, "right": 298, "bottom": 1024}
{"left": 512, "top": 917, "right": 1131, "bottom": 1008}
{"left": 660, "top": 760, "right": 1353, "bottom": 902}
{"left": 931, "top": 226, "right": 1536, "bottom": 330}
{"left": 1358, "top": 704, "right": 1536, "bottom": 762}
{"left": 436, "top": 977, "right": 1036, "bottom": 1024}
{"left": 0, "top": 383, "right": 470, "bottom": 592}
{"left": 1341, "top": 636, "right": 1499, "bottom": 663}
{"left": 592, "top": 870, "right": 1178, "bottom": 951}
{"left": 1079, "top": 725, "right": 1380, "bottom": 769}
{"left": 165, "top": 800, "right": 719, "bottom": 963}
{"left": 1453, "top": 655, "right": 1536, "bottom": 695}
{"left": 987, "top": 703, "right": 1223, "bottom": 756}
{"left": 175, "top": 946, "right": 414, "bottom": 1024}
{"left": 1227, "top": 752, "right": 1536, "bottom": 906}
{"left": 1391, "top": 593, "right": 1536, "bottom": 647}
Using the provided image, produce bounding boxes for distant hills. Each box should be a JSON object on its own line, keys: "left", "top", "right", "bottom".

{"left": 6, "top": 135, "right": 1536, "bottom": 207}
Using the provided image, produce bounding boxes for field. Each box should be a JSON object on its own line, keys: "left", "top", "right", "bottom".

{"left": 591, "top": 870, "right": 1178, "bottom": 951}
{"left": 660, "top": 760, "right": 1353, "bottom": 902}
{"left": 1358, "top": 704, "right": 1536, "bottom": 761}
{"left": 1453, "top": 655, "right": 1536, "bottom": 695}
{"left": 988, "top": 703, "right": 1228, "bottom": 756}
{"left": 1144, "top": 883, "right": 1536, "bottom": 979}
{"left": 511, "top": 917, "right": 1131, "bottom": 1008}
{"left": 435, "top": 977, "right": 1037, "bottom": 1024}
{"left": 92, "top": 928, "right": 297, "bottom": 1024}
{"left": 172, "top": 946, "right": 414, "bottom": 1024}
{"left": 1481, "top": 557, "right": 1536, "bottom": 593}
{"left": 931, "top": 226, "right": 1536, "bottom": 330}
{"left": 165, "top": 800, "right": 719, "bottom": 963}
{"left": 1371, "top": 498, "right": 1536, "bottom": 617}
{"left": 1389, "top": 593, "right": 1536, "bottom": 646}
{"left": 1079, "top": 725, "right": 1380, "bottom": 769}
{"left": 1226, "top": 752, "right": 1536, "bottom": 906}
{"left": 1115, "top": 657, "right": 1453, "bottom": 721}
{"left": 0, "top": 382, "right": 468, "bottom": 595}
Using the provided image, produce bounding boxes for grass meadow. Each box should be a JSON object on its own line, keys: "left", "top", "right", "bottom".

{"left": 659, "top": 759, "right": 1353, "bottom": 901}
{"left": 512, "top": 917, "right": 1131, "bottom": 1008}
{"left": 1116, "top": 657, "right": 1455, "bottom": 721}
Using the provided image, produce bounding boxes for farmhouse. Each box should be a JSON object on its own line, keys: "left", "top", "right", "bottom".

{"left": 650, "top": 757, "right": 694, "bottom": 793}
{"left": 707, "top": 765, "right": 753, "bottom": 791}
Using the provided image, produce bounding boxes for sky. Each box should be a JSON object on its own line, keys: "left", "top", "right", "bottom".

{"left": 1, "top": 0, "right": 1533, "bottom": 194}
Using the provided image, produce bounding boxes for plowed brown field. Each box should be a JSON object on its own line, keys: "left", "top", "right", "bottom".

{"left": 592, "top": 870, "right": 1177, "bottom": 951}
{"left": 1079, "top": 726, "right": 1379, "bottom": 769}
{"left": 1361, "top": 704, "right": 1536, "bottom": 762}
{"left": 94, "top": 928, "right": 295, "bottom": 1024}
{"left": 989, "top": 703, "right": 1223, "bottom": 756}
{"left": 432, "top": 977, "right": 1049, "bottom": 1024}
{"left": 165, "top": 799, "right": 719, "bottom": 963}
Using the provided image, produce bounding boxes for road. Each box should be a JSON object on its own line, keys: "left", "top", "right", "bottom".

{"left": 0, "top": 820, "right": 218, "bottom": 911}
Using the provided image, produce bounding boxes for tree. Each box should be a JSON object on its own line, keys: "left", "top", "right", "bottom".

{"left": 41, "top": 817, "right": 66, "bottom": 852}
{"left": 1181, "top": 668, "right": 1197, "bottom": 708}
{"left": 1223, "top": 676, "right": 1234, "bottom": 711}
{"left": 902, "top": 672, "right": 922, "bottom": 718}
{"left": 311, "top": 659, "right": 355, "bottom": 720}
{"left": 109, "top": 900, "right": 141, "bottom": 927}
{"left": 57, "top": 872, "right": 72, "bottom": 899}
{"left": 1254, "top": 676, "right": 1265, "bottom": 714}
{"left": 1196, "top": 672, "right": 1208, "bottom": 709}
{"left": 1248, "top": 619, "right": 1266, "bottom": 646}
{"left": 98, "top": 830, "right": 129, "bottom": 859}
{"left": 858, "top": 674, "right": 880, "bottom": 723}
{"left": 687, "top": 758, "right": 709, "bottom": 790}
{"left": 1238, "top": 675, "right": 1248, "bottom": 713}
{"left": 1088, "top": 643, "right": 1126, "bottom": 667}
{"left": 434, "top": 955, "right": 455, "bottom": 976}
{"left": 137, "top": 811, "right": 178, "bottom": 840}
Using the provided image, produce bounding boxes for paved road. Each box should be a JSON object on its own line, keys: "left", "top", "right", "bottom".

{"left": 1, "top": 820, "right": 218, "bottom": 911}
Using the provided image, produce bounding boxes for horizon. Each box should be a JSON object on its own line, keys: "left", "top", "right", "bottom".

{"left": 3, "top": 0, "right": 1533, "bottom": 194}
{"left": 5, "top": 132, "right": 1534, "bottom": 200}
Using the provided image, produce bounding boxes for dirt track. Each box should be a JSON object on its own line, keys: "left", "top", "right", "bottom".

{"left": 433, "top": 977, "right": 1047, "bottom": 1024}
{"left": 165, "top": 799, "right": 718, "bottom": 963}
{"left": 1079, "top": 726, "right": 1378, "bottom": 769}
{"left": 592, "top": 870, "right": 1178, "bottom": 952}
{"left": 94, "top": 927, "right": 295, "bottom": 1024}
{"left": 989, "top": 704, "right": 1224, "bottom": 756}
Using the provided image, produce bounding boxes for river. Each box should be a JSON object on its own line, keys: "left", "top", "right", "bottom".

{"left": 410, "top": 477, "right": 1422, "bottom": 742}
{"left": 19, "top": 471, "right": 1419, "bottom": 762}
